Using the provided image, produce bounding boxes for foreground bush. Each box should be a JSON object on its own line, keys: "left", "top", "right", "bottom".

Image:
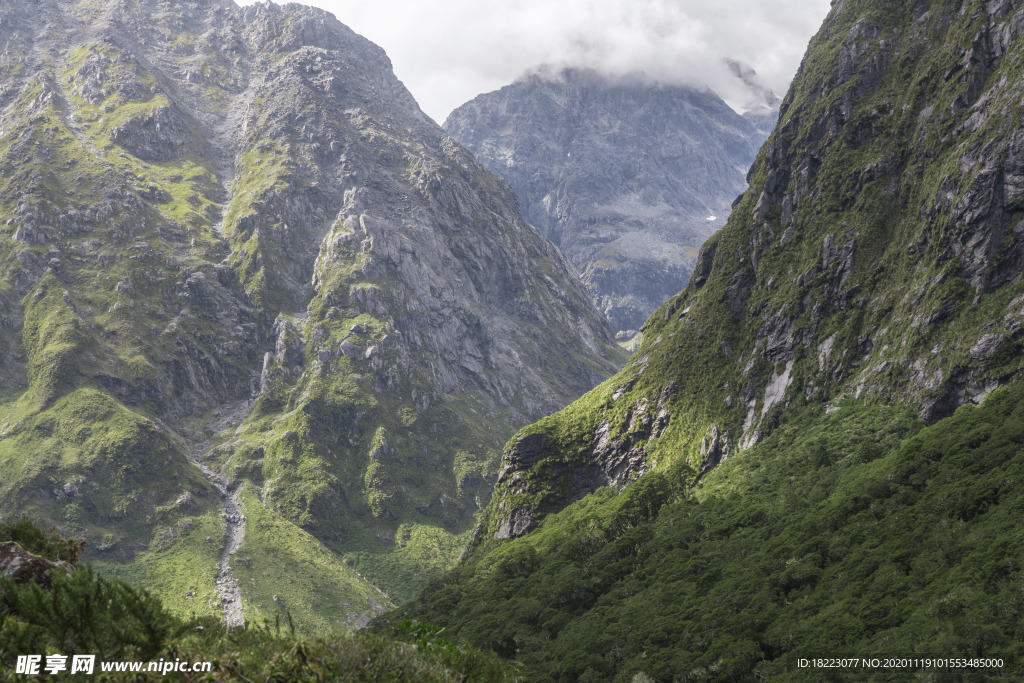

{"left": 0, "top": 522, "right": 510, "bottom": 682}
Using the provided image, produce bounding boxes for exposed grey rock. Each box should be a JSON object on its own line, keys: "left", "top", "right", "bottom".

{"left": 970, "top": 332, "right": 1004, "bottom": 360}
{"left": 0, "top": 543, "right": 74, "bottom": 589}
{"left": 174, "top": 491, "right": 198, "bottom": 512}
{"left": 695, "top": 0, "right": 1024, "bottom": 434}
{"left": 0, "top": 0, "right": 626, "bottom": 615}
{"left": 496, "top": 433, "right": 547, "bottom": 484}
{"left": 445, "top": 67, "right": 772, "bottom": 336}
{"left": 339, "top": 340, "right": 361, "bottom": 357}
{"left": 699, "top": 424, "right": 732, "bottom": 477}
{"left": 494, "top": 508, "right": 535, "bottom": 540}
{"left": 470, "top": 0, "right": 1024, "bottom": 552}
{"left": 214, "top": 487, "right": 246, "bottom": 628}
{"left": 109, "top": 102, "right": 200, "bottom": 162}
{"left": 490, "top": 385, "right": 675, "bottom": 539}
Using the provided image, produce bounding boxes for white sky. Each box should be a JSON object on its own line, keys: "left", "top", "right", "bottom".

{"left": 236, "top": 0, "right": 834, "bottom": 124}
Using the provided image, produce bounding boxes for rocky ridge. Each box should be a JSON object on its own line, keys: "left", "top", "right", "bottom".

{"left": 0, "top": 0, "right": 624, "bottom": 626}
{"left": 0, "top": 542, "right": 75, "bottom": 589}
{"left": 444, "top": 66, "right": 773, "bottom": 336}
{"left": 477, "top": 0, "right": 1024, "bottom": 541}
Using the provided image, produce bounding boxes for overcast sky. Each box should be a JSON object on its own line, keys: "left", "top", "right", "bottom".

{"left": 237, "top": 0, "right": 833, "bottom": 124}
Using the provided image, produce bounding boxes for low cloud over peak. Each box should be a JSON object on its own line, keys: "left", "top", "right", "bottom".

{"left": 238, "top": 0, "right": 832, "bottom": 122}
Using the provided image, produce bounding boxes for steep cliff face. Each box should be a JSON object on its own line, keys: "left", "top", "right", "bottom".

{"left": 0, "top": 0, "right": 624, "bottom": 625}
{"left": 477, "top": 0, "right": 1024, "bottom": 542}
{"left": 385, "top": 1, "right": 1024, "bottom": 676}
{"left": 444, "top": 67, "right": 770, "bottom": 337}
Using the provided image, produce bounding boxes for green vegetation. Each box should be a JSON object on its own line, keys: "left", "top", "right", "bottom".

{"left": 94, "top": 509, "right": 224, "bottom": 621}
{"left": 380, "top": 4, "right": 1024, "bottom": 680}
{"left": 23, "top": 1, "right": 1024, "bottom": 672}
{"left": 0, "top": 521, "right": 510, "bottom": 682}
{"left": 0, "top": 388, "right": 217, "bottom": 557}
{"left": 347, "top": 524, "right": 474, "bottom": 605}
{"left": 470, "top": 0, "right": 1024, "bottom": 552}
{"left": 0, "top": 0, "right": 627, "bottom": 639}
{"left": 0, "top": 520, "right": 84, "bottom": 564}
{"left": 229, "top": 487, "right": 392, "bottom": 635}
{"left": 20, "top": 275, "right": 94, "bottom": 409}
{"left": 2, "top": 564, "right": 176, "bottom": 665}
{"left": 389, "top": 385, "right": 1024, "bottom": 681}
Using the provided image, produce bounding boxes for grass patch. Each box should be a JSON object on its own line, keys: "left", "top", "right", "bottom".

{"left": 229, "top": 487, "right": 393, "bottom": 635}
{"left": 94, "top": 509, "right": 223, "bottom": 621}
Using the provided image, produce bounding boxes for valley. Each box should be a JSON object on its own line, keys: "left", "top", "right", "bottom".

{"left": 3, "top": 0, "right": 1024, "bottom": 680}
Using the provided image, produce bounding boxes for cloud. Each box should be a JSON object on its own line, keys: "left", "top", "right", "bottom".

{"left": 237, "top": 0, "right": 833, "bottom": 123}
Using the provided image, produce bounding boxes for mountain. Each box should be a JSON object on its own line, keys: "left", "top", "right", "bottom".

{"left": 443, "top": 66, "right": 772, "bottom": 337}
{"left": 727, "top": 59, "right": 785, "bottom": 137}
{"left": 0, "top": 0, "right": 625, "bottom": 630}
{"left": 385, "top": 0, "right": 1024, "bottom": 677}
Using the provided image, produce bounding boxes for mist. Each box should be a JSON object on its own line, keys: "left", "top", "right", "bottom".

{"left": 237, "top": 0, "right": 833, "bottom": 123}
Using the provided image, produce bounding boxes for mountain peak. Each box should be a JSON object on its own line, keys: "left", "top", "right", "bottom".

{"left": 725, "top": 58, "right": 783, "bottom": 113}
{"left": 0, "top": 0, "right": 625, "bottom": 625}
{"left": 445, "top": 67, "right": 771, "bottom": 336}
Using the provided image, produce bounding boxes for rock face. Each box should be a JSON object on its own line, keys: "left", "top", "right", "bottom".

{"left": 478, "top": 0, "right": 1024, "bottom": 540}
{"left": 444, "top": 67, "right": 773, "bottom": 336}
{"left": 0, "top": 543, "right": 74, "bottom": 589}
{"left": 0, "top": 0, "right": 624, "bottom": 617}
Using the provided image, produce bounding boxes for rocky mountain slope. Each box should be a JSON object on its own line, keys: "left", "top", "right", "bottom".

{"left": 388, "top": 0, "right": 1024, "bottom": 677}
{"left": 0, "top": 0, "right": 624, "bottom": 629}
{"left": 444, "top": 67, "right": 773, "bottom": 337}
{"left": 474, "top": 0, "right": 1024, "bottom": 542}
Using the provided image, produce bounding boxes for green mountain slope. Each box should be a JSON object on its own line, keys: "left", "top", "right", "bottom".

{"left": 0, "top": 0, "right": 624, "bottom": 629}
{"left": 387, "top": 0, "right": 1024, "bottom": 678}
{"left": 471, "top": 0, "right": 1024, "bottom": 546}
{"left": 387, "top": 384, "right": 1024, "bottom": 681}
